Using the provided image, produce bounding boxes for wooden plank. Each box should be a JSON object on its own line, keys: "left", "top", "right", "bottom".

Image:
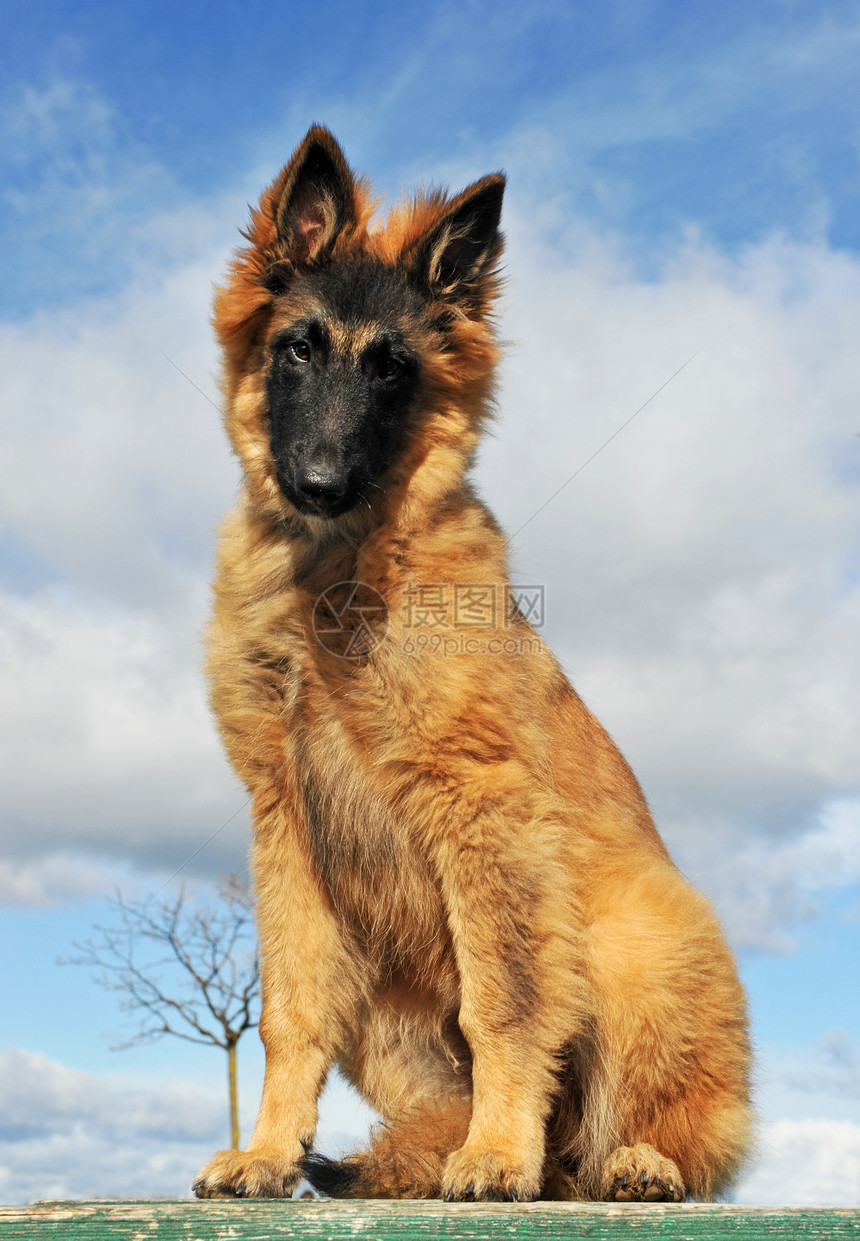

{"left": 1, "top": 1200, "right": 859, "bottom": 1240}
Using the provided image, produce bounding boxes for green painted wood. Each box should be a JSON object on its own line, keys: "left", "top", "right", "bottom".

{"left": 1, "top": 1200, "right": 859, "bottom": 1240}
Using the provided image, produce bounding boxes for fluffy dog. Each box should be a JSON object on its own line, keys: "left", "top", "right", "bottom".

{"left": 193, "top": 126, "right": 752, "bottom": 1203}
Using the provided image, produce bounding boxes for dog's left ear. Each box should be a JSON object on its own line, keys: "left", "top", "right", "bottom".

{"left": 273, "top": 126, "right": 358, "bottom": 266}
{"left": 408, "top": 174, "right": 505, "bottom": 302}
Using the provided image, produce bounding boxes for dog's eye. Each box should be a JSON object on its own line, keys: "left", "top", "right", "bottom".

{"left": 289, "top": 340, "right": 311, "bottom": 363}
{"left": 377, "top": 356, "right": 402, "bottom": 381}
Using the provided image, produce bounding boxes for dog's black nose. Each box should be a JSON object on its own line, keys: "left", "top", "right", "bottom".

{"left": 294, "top": 466, "right": 349, "bottom": 508}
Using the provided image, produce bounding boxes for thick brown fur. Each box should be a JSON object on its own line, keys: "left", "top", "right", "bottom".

{"left": 193, "top": 126, "right": 752, "bottom": 1204}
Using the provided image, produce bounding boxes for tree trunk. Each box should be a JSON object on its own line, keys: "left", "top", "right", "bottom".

{"left": 227, "top": 1041, "right": 240, "bottom": 1149}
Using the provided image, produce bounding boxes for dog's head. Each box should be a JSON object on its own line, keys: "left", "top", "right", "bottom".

{"left": 214, "top": 126, "right": 505, "bottom": 525}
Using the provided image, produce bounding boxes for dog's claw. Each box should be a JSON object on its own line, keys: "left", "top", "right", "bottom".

{"left": 611, "top": 1175, "right": 634, "bottom": 1201}
{"left": 444, "top": 1190, "right": 454, "bottom": 1202}
{"left": 510, "top": 1187, "right": 519, "bottom": 1202}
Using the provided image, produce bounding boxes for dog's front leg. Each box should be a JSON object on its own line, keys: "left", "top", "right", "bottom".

{"left": 194, "top": 797, "right": 359, "bottom": 1198}
{"left": 435, "top": 823, "right": 583, "bottom": 1203}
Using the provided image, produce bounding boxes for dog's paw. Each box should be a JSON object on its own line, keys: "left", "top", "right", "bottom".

{"left": 441, "top": 1145, "right": 540, "bottom": 1202}
{"left": 601, "top": 1143, "right": 685, "bottom": 1203}
{"left": 193, "top": 1147, "right": 302, "bottom": 1199}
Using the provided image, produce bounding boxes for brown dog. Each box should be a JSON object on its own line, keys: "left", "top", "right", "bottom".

{"left": 192, "top": 126, "right": 752, "bottom": 1203}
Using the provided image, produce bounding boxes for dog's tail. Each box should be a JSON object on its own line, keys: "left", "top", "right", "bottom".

{"left": 300, "top": 1153, "right": 363, "bottom": 1198}
{"left": 300, "top": 1109, "right": 468, "bottom": 1199}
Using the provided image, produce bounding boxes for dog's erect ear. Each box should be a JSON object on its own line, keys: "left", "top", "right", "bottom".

{"left": 273, "top": 126, "right": 357, "bottom": 265}
{"left": 408, "top": 174, "right": 505, "bottom": 300}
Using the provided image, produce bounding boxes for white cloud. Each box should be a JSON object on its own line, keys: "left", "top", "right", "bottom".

{"left": 704, "top": 799, "right": 858, "bottom": 943}
{"left": 0, "top": 1047, "right": 223, "bottom": 1203}
{"left": 2, "top": 78, "right": 132, "bottom": 205}
{"left": 667, "top": 798, "right": 860, "bottom": 951}
{"left": 0, "top": 202, "right": 250, "bottom": 880}
{"left": 0, "top": 586, "right": 247, "bottom": 876}
{"left": 0, "top": 1047, "right": 375, "bottom": 1205}
{"left": 0, "top": 854, "right": 122, "bottom": 907}
{"left": 736, "top": 1118, "right": 860, "bottom": 1206}
{"left": 0, "top": 255, "right": 233, "bottom": 603}
{"left": 478, "top": 218, "right": 860, "bottom": 944}
{"left": 779, "top": 1030, "right": 860, "bottom": 1101}
{"left": 755, "top": 1030, "right": 860, "bottom": 1118}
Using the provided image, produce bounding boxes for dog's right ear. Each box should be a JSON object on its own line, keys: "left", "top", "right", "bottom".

{"left": 272, "top": 126, "right": 358, "bottom": 267}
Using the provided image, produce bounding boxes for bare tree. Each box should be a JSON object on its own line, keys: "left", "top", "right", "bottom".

{"left": 64, "top": 875, "right": 259, "bottom": 1148}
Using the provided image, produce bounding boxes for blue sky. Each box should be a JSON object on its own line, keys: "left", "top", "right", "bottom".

{"left": 1, "top": 0, "right": 859, "bottom": 1206}
{"left": 5, "top": 0, "right": 860, "bottom": 313}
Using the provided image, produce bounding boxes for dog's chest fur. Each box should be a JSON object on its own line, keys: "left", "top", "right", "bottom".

{"left": 248, "top": 539, "right": 452, "bottom": 982}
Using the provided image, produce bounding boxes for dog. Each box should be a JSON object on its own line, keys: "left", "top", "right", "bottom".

{"left": 192, "top": 126, "right": 752, "bottom": 1203}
